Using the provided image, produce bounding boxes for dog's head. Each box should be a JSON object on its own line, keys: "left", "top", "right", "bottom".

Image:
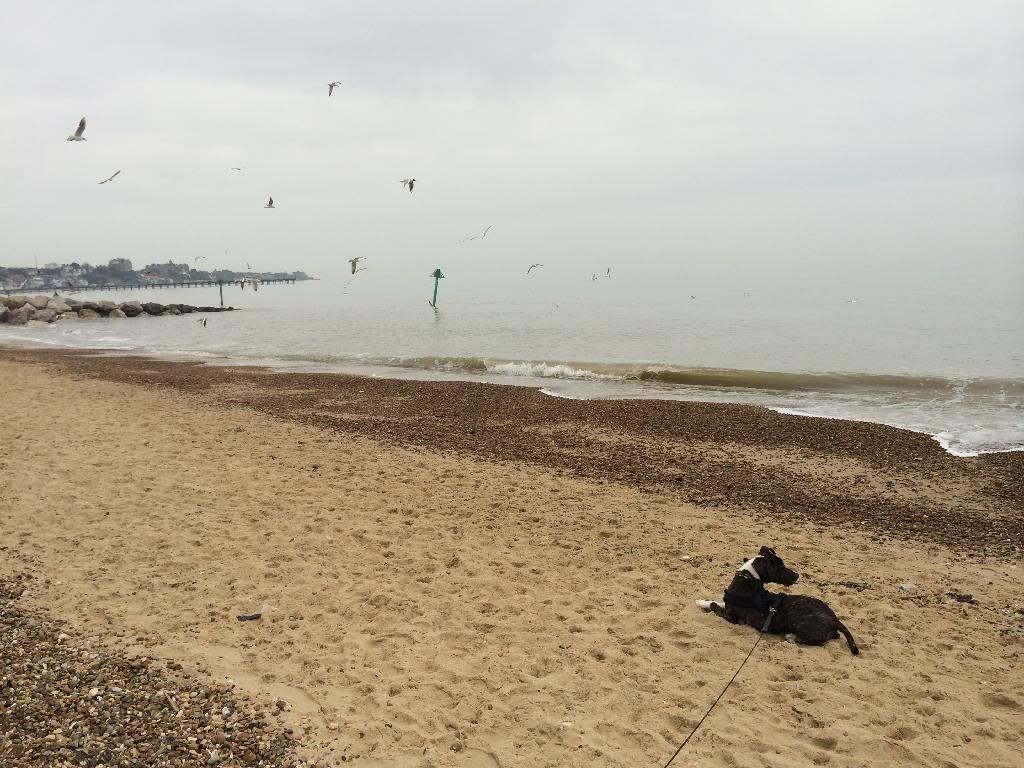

{"left": 748, "top": 546, "right": 799, "bottom": 586}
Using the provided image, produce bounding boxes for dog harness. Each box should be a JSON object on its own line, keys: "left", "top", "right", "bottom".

{"left": 760, "top": 594, "right": 785, "bottom": 633}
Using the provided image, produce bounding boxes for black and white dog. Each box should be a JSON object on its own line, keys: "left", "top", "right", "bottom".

{"left": 696, "top": 547, "right": 859, "bottom": 655}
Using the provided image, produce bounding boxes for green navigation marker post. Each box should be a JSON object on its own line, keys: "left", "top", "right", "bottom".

{"left": 428, "top": 268, "right": 445, "bottom": 308}
{"left": 218, "top": 279, "right": 225, "bottom": 308}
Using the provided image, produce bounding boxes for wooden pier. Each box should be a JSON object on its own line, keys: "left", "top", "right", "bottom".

{"left": 1, "top": 278, "right": 300, "bottom": 296}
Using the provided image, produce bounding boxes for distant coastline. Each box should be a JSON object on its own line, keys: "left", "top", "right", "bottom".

{"left": 0, "top": 258, "right": 312, "bottom": 293}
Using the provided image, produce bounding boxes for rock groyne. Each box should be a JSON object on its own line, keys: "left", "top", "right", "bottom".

{"left": 0, "top": 296, "right": 235, "bottom": 326}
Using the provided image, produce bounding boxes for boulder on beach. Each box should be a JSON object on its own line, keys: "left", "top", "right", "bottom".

{"left": 164, "top": 306, "right": 182, "bottom": 316}
{"left": 97, "top": 300, "right": 119, "bottom": 313}
{"left": 47, "top": 299, "right": 72, "bottom": 313}
{"left": 120, "top": 301, "right": 143, "bottom": 317}
{"left": 32, "top": 308, "right": 58, "bottom": 323}
{"left": 143, "top": 302, "right": 165, "bottom": 316}
{"left": 107, "top": 308, "right": 127, "bottom": 319}
{"left": 0, "top": 306, "right": 8, "bottom": 323}
{"left": 28, "top": 296, "right": 51, "bottom": 310}
{"left": 176, "top": 304, "right": 195, "bottom": 314}
{"left": 7, "top": 306, "right": 33, "bottom": 324}
{"left": 78, "top": 308, "right": 101, "bottom": 318}
{"left": 1, "top": 295, "right": 30, "bottom": 310}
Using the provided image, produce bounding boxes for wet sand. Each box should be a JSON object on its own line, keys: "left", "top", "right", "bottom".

{"left": 1, "top": 347, "right": 1022, "bottom": 767}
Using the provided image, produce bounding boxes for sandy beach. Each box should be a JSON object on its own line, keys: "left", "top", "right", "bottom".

{"left": 1, "top": 346, "right": 1022, "bottom": 768}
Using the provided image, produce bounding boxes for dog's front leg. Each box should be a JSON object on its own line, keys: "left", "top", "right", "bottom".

{"left": 708, "top": 602, "right": 742, "bottom": 624}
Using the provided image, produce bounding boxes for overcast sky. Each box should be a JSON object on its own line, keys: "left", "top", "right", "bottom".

{"left": 1, "top": 2, "right": 1021, "bottom": 302}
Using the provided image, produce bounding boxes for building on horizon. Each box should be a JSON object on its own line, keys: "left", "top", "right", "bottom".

{"left": 142, "top": 261, "right": 190, "bottom": 280}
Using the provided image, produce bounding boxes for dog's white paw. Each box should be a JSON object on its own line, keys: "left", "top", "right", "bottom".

{"left": 695, "top": 600, "right": 715, "bottom": 610}
{"left": 784, "top": 633, "right": 798, "bottom": 643}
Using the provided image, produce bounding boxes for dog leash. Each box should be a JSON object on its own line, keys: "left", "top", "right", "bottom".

{"left": 661, "top": 599, "right": 781, "bottom": 768}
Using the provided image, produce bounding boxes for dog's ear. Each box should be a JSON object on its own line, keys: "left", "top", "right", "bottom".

{"left": 759, "top": 546, "right": 776, "bottom": 557}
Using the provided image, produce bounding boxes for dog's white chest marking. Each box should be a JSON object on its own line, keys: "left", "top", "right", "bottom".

{"left": 696, "top": 557, "right": 760, "bottom": 612}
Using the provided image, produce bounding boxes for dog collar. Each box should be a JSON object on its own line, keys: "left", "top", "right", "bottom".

{"left": 739, "top": 557, "right": 761, "bottom": 580}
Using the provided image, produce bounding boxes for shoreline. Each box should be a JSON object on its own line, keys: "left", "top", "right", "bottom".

{"left": 2, "top": 351, "right": 1022, "bottom": 767}
{"left": 3, "top": 344, "right": 1022, "bottom": 556}
{"left": 1, "top": 331, "right": 1020, "bottom": 458}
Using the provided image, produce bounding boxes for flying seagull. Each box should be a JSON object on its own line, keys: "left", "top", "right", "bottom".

{"left": 230, "top": 166, "right": 246, "bottom": 172}
{"left": 400, "top": 178, "right": 416, "bottom": 193}
{"left": 592, "top": 273, "right": 599, "bottom": 282}
{"left": 67, "top": 117, "right": 87, "bottom": 142}
{"left": 526, "top": 263, "right": 543, "bottom": 274}
{"left": 348, "top": 257, "right": 365, "bottom": 275}
{"left": 459, "top": 225, "right": 493, "bottom": 243}
{"left": 605, "top": 268, "right": 611, "bottom": 278}
{"left": 98, "top": 170, "right": 121, "bottom": 185}
{"left": 265, "top": 196, "right": 275, "bottom": 208}
{"left": 197, "top": 318, "right": 207, "bottom": 328}
{"left": 327, "top": 81, "right": 342, "bottom": 96}
{"left": 246, "top": 262, "right": 252, "bottom": 270}
{"left": 194, "top": 256, "right": 207, "bottom": 265}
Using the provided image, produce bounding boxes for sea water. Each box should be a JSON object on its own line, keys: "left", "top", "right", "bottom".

{"left": 2, "top": 280, "right": 1021, "bottom": 457}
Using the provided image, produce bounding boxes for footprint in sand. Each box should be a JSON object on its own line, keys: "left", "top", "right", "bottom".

{"left": 982, "top": 692, "right": 1020, "bottom": 710}
{"left": 810, "top": 734, "right": 838, "bottom": 750}
{"left": 459, "top": 747, "right": 502, "bottom": 767}
{"left": 888, "top": 725, "right": 920, "bottom": 741}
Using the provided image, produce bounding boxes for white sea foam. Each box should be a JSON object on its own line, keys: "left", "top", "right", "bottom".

{"left": 487, "top": 361, "right": 616, "bottom": 380}
{"left": 933, "top": 427, "right": 1024, "bottom": 457}
{"left": 538, "top": 388, "right": 585, "bottom": 399}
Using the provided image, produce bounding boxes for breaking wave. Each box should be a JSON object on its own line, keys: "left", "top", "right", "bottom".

{"left": 382, "top": 355, "right": 1022, "bottom": 397}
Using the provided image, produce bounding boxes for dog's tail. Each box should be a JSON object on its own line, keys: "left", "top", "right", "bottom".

{"left": 835, "top": 620, "right": 859, "bottom": 655}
